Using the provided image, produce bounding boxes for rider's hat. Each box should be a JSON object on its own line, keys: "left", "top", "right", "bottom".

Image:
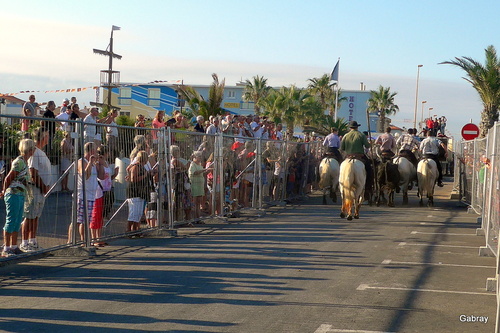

{"left": 349, "top": 120, "right": 360, "bottom": 128}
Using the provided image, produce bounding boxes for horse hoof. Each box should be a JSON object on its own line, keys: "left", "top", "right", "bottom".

{"left": 388, "top": 203, "right": 395, "bottom": 207}
{"left": 347, "top": 215, "right": 353, "bottom": 221}
{"left": 340, "top": 213, "right": 346, "bottom": 218}
{"left": 354, "top": 215, "right": 359, "bottom": 219}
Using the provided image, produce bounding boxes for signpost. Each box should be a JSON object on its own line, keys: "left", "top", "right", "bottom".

{"left": 461, "top": 123, "right": 480, "bottom": 140}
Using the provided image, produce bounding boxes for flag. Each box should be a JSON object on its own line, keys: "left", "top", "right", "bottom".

{"left": 330, "top": 60, "right": 339, "bottom": 81}
{"left": 112, "top": 25, "right": 121, "bottom": 31}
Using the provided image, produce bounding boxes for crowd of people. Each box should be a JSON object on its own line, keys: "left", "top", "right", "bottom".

{"left": 423, "top": 115, "right": 447, "bottom": 137}
{"left": 1, "top": 97, "right": 320, "bottom": 257}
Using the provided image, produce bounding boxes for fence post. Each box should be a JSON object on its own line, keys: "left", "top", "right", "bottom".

{"left": 70, "top": 122, "right": 81, "bottom": 245}
{"left": 157, "top": 127, "right": 165, "bottom": 231}
{"left": 256, "top": 138, "right": 263, "bottom": 209}
{"left": 281, "top": 140, "right": 289, "bottom": 201}
{"left": 217, "top": 132, "right": 224, "bottom": 216}
{"left": 166, "top": 127, "right": 174, "bottom": 228}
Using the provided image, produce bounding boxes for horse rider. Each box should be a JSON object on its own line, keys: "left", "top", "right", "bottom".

{"left": 323, "top": 127, "right": 343, "bottom": 164}
{"left": 419, "top": 130, "right": 446, "bottom": 187}
{"left": 374, "top": 127, "right": 396, "bottom": 162}
{"left": 396, "top": 128, "right": 420, "bottom": 167}
{"left": 340, "top": 120, "right": 373, "bottom": 198}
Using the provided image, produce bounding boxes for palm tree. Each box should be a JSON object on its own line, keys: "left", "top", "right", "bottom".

{"left": 440, "top": 45, "right": 500, "bottom": 137}
{"left": 307, "top": 74, "right": 335, "bottom": 116}
{"left": 177, "top": 85, "right": 203, "bottom": 115}
{"left": 367, "top": 85, "right": 399, "bottom": 132}
{"left": 178, "top": 73, "right": 225, "bottom": 119}
{"left": 259, "top": 85, "right": 310, "bottom": 139}
{"left": 243, "top": 75, "right": 271, "bottom": 116}
{"left": 304, "top": 117, "right": 350, "bottom": 137}
{"left": 205, "top": 73, "right": 226, "bottom": 118}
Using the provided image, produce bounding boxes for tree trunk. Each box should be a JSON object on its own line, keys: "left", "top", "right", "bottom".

{"left": 377, "top": 113, "right": 386, "bottom": 133}
{"left": 254, "top": 103, "right": 260, "bottom": 116}
{"left": 286, "top": 121, "right": 295, "bottom": 140}
{"left": 480, "top": 106, "right": 499, "bottom": 138}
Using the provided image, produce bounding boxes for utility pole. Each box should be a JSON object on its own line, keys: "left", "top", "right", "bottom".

{"left": 93, "top": 25, "right": 122, "bottom": 111}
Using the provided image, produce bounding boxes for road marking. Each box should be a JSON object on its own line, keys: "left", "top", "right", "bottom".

{"left": 411, "top": 231, "right": 476, "bottom": 236}
{"left": 357, "top": 284, "right": 494, "bottom": 296}
{"left": 314, "top": 324, "right": 332, "bottom": 333}
{"left": 381, "top": 259, "right": 494, "bottom": 269}
{"left": 398, "top": 242, "right": 477, "bottom": 249}
{"left": 420, "top": 222, "right": 443, "bottom": 225}
{"left": 314, "top": 325, "right": 394, "bottom": 333}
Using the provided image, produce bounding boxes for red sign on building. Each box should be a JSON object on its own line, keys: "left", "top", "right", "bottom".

{"left": 461, "top": 123, "right": 480, "bottom": 140}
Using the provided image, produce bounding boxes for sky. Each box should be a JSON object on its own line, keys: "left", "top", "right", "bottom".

{"left": 1, "top": 0, "right": 498, "bottom": 138}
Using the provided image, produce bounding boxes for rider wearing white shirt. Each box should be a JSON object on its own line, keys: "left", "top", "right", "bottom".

{"left": 419, "top": 131, "right": 446, "bottom": 187}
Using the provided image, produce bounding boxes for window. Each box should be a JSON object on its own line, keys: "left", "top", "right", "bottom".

{"left": 148, "top": 99, "right": 160, "bottom": 107}
{"left": 148, "top": 88, "right": 161, "bottom": 107}
{"left": 148, "top": 88, "right": 160, "bottom": 99}
{"left": 119, "top": 87, "right": 132, "bottom": 105}
{"left": 227, "top": 90, "right": 235, "bottom": 99}
{"left": 241, "top": 102, "right": 255, "bottom": 110}
{"left": 120, "top": 111, "right": 130, "bottom": 117}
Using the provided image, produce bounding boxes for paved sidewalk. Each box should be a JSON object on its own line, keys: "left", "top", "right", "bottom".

{"left": 0, "top": 178, "right": 496, "bottom": 332}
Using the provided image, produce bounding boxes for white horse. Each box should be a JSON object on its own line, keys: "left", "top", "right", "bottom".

{"left": 417, "top": 158, "right": 438, "bottom": 207}
{"left": 339, "top": 158, "right": 366, "bottom": 220}
{"left": 394, "top": 156, "right": 417, "bottom": 205}
{"left": 318, "top": 156, "right": 340, "bottom": 204}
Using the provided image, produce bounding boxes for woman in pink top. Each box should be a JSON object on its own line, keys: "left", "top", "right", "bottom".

{"left": 151, "top": 110, "right": 165, "bottom": 148}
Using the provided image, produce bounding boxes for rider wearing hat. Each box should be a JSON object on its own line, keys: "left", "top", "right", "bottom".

{"left": 340, "top": 121, "right": 373, "bottom": 199}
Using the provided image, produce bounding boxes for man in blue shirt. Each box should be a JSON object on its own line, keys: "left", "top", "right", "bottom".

{"left": 323, "top": 127, "right": 342, "bottom": 163}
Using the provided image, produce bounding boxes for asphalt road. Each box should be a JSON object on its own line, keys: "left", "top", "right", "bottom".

{"left": 0, "top": 178, "right": 496, "bottom": 333}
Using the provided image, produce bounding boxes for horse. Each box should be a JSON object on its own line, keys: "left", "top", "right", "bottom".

{"left": 318, "top": 156, "right": 340, "bottom": 204}
{"left": 394, "top": 156, "right": 417, "bottom": 205}
{"left": 375, "top": 160, "right": 400, "bottom": 207}
{"left": 417, "top": 158, "right": 438, "bottom": 207}
{"left": 339, "top": 158, "right": 366, "bottom": 220}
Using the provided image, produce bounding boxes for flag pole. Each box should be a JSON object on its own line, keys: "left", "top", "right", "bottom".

{"left": 333, "top": 58, "right": 340, "bottom": 122}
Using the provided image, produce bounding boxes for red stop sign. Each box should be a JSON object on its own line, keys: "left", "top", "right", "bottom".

{"left": 461, "top": 123, "right": 480, "bottom": 140}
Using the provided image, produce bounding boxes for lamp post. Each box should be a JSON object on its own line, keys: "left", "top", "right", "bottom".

{"left": 420, "top": 100, "right": 427, "bottom": 129}
{"left": 413, "top": 64, "right": 423, "bottom": 129}
{"left": 428, "top": 107, "right": 434, "bottom": 119}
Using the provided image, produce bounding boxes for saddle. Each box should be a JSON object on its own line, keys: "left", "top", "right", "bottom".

{"left": 346, "top": 153, "right": 364, "bottom": 160}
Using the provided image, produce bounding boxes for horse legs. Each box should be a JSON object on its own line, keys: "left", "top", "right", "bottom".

{"left": 340, "top": 196, "right": 346, "bottom": 218}
{"left": 428, "top": 195, "right": 434, "bottom": 207}
{"left": 330, "top": 188, "right": 337, "bottom": 203}
{"left": 402, "top": 190, "right": 408, "bottom": 205}
{"left": 388, "top": 190, "right": 395, "bottom": 207}
{"left": 354, "top": 197, "right": 361, "bottom": 219}
{"left": 322, "top": 193, "right": 327, "bottom": 205}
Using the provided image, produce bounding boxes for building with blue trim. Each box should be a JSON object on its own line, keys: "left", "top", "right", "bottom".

{"left": 106, "top": 83, "right": 376, "bottom": 131}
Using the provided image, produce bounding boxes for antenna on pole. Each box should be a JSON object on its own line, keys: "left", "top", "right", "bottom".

{"left": 93, "top": 25, "right": 122, "bottom": 111}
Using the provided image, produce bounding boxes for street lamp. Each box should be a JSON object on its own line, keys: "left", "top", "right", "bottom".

{"left": 428, "top": 107, "right": 434, "bottom": 119}
{"left": 413, "top": 64, "right": 423, "bottom": 129}
{"left": 420, "top": 100, "right": 427, "bottom": 128}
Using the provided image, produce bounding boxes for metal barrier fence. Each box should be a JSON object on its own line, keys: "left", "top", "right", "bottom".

{"left": 455, "top": 121, "right": 500, "bottom": 332}
{"left": 0, "top": 114, "right": 321, "bottom": 258}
